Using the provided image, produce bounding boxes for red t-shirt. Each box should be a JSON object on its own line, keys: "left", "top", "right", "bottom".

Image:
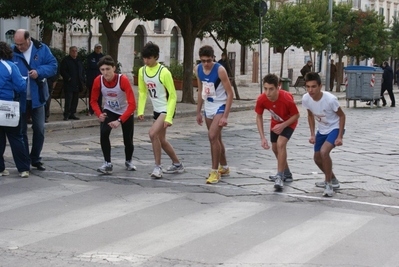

{"left": 255, "top": 90, "right": 299, "bottom": 130}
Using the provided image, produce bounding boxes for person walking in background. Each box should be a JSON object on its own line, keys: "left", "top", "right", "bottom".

{"left": 137, "top": 42, "right": 184, "bottom": 179}
{"left": 329, "top": 59, "right": 337, "bottom": 91}
{"left": 60, "top": 46, "right": 85, "bottom": 121}
{"left": 300, "top": 60, "right": 313, "bottom": 77}
{"left": 86, "top": 43, "right": 104, "bottom": 116}
{"left": 12, "top": 29, "right": 57, "bottom": 171}
{"left": 302, "top": 72, "right": 346, "bottom": 197}
{"left": 380, "top": 61, "right": 395, "bottom": 107}
{"left": 0, "top": 41, "right": 31, "bottom": 178}
{"left": 90, "top": 55, "right": 137, "bottom": 174}
{"left": 195, "top": 45, "right": 233, "bottom": 184}
{"left": 255, "top": 74, "right": 299, "bottom": 190}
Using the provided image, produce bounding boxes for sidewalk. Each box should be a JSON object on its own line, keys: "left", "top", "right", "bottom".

{"left": 43, "top": 83, "right": 347, "bottom": 131}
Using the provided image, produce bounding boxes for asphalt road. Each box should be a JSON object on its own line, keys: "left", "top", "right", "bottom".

{"left": 1, "top": 98, "right": 399, "bottom": 266}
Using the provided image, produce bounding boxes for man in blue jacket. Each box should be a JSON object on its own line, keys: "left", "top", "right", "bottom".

{"left": 13, "top": 29, "right": 57, "bottom": 171}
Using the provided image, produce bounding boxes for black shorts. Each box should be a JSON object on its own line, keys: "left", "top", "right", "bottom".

{"left": 270, "top": 127, "right": 294, "bottom": 143}
{"left": 153, "top": 111, "right": 176, "bottom": 120}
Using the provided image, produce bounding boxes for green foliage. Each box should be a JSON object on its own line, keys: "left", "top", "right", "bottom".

{"left": 132, "top": 65, "right": 141, "bottom": 76}
{"left": 49, "top": 47, "right": 67, "bottom": 66}
{"left": 347, "top": 10, "right": 389, "bottom": 64}
{"left": 167, "top": 62, "right": 184, "bottom": 80}
{"left": 263, "top": 3, "right": 315, "bottom": 76}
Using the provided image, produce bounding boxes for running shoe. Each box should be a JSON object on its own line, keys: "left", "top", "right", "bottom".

{"left": 151, "top": 166, "right": 163, "bottom": 178}
{"left": 19, "top": 171, "right": 29, "bottom": 178}
{"left": 206, "top": 170, "right": 221, "bottom": 184}
{"left": 0, "top": 170, "right": 10, "bottom": 176}
{"left": 274, "top": 175, "right": 284, "bottom": 190}
{"left": 323, "top": 183, "right": 334, "bottom": 197}
{"left": 218, "top": 166, "right": 230, "bottom": 176}
{"left": 164, "top": 163, "right": 185, "bottom": 174}
{"left": 125, "top": 160, "right": 137, "bottom": 171}
{"left": 269, "top": 172, "right": 293, "bottom": 182}
{"left": 97, "top": 162, "right": 113, "bottom": 174}
{"left": 315, "top": 178, "right": 340, "bottom": 189}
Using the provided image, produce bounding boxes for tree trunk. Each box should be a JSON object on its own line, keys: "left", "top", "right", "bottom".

{"left": 336, "top": 52, "right": 344, "bottom": 92}
{"left": 101, "top": 14, "right": 133, "bottom": 63}
{"left": 181, "top": 34, "right": 196, "bottom": 104}
{"left": 280, "top": 52, "right": 285, "bottom": 78}
{"left": 41, "top": 22, "right": 54, "bottom": 46}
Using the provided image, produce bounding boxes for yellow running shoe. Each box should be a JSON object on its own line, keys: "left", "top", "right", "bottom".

{"left": 218, "top": 166, "right": 230, "bottom": 176}
{"left": 206, "top": 170, "right": 221, "bottom": 184}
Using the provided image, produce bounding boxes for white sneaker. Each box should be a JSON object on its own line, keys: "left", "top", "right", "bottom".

{"left": 164, "top": 163, "right": 185, "bottom": 174}
{"left": 151, "top": 166, "right": 163, "bottom": 178}
{"left": 323, "top": 183, "right": 334, "bottom": 197}
{"left": 20, "top": 171, "right": 29, "bottom": 178}
{"left": 316, "top": 178, "right": 340, "bottom": 189}
{"left": 125, "top": 160, "right": 137, "bottom": 171}
{"left": 274, "top": 175, "right": 284, "bottom": 190}
{"left": 97, "top": 162, "right": 113, "bottom": 174}
{"left": 0, "top": 169, "right": 10, "bottom": 176}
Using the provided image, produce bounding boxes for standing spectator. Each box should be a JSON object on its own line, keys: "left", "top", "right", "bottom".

{"left": 255, "top": 74, "right": 300, "bottom": 190}
{"left": 60, "top": 46, "right": 85, "bottom": 120}
{"left": 44, "top": 73, "right": 58, "bottom": 123}
{"left": 300, "top": 60, "right": 313, "bottom": 77}
{"left": 86, "top": 43, "right": 104, "bottom": 116}
{"left": 137, "top": 42, "right": 184, "bottom": 178}
{"left": 90, "top": 55, "right": 137, "bottom": 174}
{"left": 0, "top": 41, "right": 30, "bottom": 178}
{"left": 12, "top": 29, "right": 57, "bottom": 171}
{"left": 302, "top": 72, "right": 346, "bottom": 197}
{"left": 380, "top": 61, "right": 395, "bottom": 107}
{"left": 195, "top": 45, "right": 233, "bottom": 184}
{"left": 329, "top": 59, "right": 337, "bottom": 91}
{"left": 217, "top": 53, "right": 232, "bottom": 77}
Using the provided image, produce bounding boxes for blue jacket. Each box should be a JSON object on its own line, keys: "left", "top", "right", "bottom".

{"left": 12, "top": 38, "right": 57, "bottom": 112}
{"left": 0, "top": 59, "right": 26, "bottom": 101}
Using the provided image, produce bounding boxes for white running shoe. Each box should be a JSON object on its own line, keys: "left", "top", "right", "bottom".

{"left": 323, "top": 183, "right": 334, "bottom": 197}
{"left": 274, "top": 175, "right": 284, "bottom": 190}
{"left": 125, "top": 160, "right": 137, "bottom": 171}
{"left": 164, "top": 163, "right": 185, "bottom": 174}
{"left": 151, "top": 166, "right": 163, "bottom": 178}
{"left": 97, "top": 162, "right": 113, "bottom": 174}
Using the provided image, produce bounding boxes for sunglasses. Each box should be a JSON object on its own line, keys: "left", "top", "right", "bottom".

{"left": 200, "top": 59, "right": 214, "bottom": 64}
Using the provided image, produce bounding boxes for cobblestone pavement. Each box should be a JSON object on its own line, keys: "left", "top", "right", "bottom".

{"left": 26, "top": 83, "right": 399, "bottom": 215}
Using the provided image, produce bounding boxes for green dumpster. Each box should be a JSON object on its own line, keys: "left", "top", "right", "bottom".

{"left": 281, "top": 78, "right": 291, "bottom": 91}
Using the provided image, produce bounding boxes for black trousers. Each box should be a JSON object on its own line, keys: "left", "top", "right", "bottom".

{"left": 63, "top": 91, "right": 79, "bottom": 118}
{"left": 380, "top": 87, "right": 395, "bottom": 106}
{"left": 100, "top": 109, "right": 134, "bottom": 163}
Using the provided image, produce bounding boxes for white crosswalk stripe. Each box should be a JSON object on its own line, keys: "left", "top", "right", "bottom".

{"left": 76, "top": 201, "right": 271, "bottom": 264}
{"left": 0, "top": 183, "right": 96, "bottom": 213}
{"left": 0, "top": 192, "right": 180, "bottom": 248}
{"left": 225, "top": 211, "right": 374, "bottom": 265}
{"left": 2, "top": 182, "right": 395, "bottom": 266}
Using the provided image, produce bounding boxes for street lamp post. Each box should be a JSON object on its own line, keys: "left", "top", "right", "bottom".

{"left": 325, "top": 0, "right": 333, "bottom": 91}
{"left": 254, "top": 0, "right": 268, "bottom": 94}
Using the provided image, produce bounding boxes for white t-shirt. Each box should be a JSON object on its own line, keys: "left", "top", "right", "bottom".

{"left": 302, "top": 91, "right": 340, "bottom": 134}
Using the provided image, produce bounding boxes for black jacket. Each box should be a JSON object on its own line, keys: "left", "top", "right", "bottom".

{"left": 382, "top": 65, "right": 393, "bottom": 90}
{"left": 60, "top": 55, "right": 85, "bottom": 92}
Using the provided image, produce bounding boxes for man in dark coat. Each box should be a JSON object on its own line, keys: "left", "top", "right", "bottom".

{"left": 86, "top": 43, "right": 104, "bottom": 115}
{"left": 380, "top": 61, "right": 395, "bottom": 107}
{"left": 300, "top": 60, "right": 312, "bottom": 77}
{"left": 60, "top": 46, "right": 85, "bottom": 120}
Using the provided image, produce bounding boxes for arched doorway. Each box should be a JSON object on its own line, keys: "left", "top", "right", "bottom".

{"left": 170, "top": 27, "right": 179, "bottom": 64}
{"left": 134, "top": 26, "right": 145, "bottom": 68}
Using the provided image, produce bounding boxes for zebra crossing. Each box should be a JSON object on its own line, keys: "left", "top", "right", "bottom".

{"left": 1, "top": 176, "right": 398, "bottom": 267}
